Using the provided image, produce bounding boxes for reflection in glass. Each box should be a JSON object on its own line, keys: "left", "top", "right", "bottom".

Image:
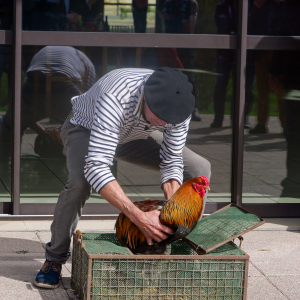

{"left": 19, "top": 46, "right": 234, "bottom": 204}
{"left": 22, "top": 0, "right": 232, "bottom": 34}
{"left": 210, "top": 0, "right": 255, "bottom": 129}
{"left": 248, "top": 0, "right": 300, "bottom": 37}
{"left": 243, "top": 49, "right": 300, "bottom": 204}
{"left": 0, "top": 1, "right": 13, "bottom": 30}
{"left": 15, "top": 46, "right": 95, "bottom": 200}
{"left": 0, "top": 46, "right": 13, "bottom": 203}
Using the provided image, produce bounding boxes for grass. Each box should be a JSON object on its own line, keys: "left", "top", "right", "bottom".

{"left": 16, "top": 250, "right": 29, "bottom": 254}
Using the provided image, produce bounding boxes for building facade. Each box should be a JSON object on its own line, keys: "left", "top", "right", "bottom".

{"left": 0, "top": 0, "right": 299, "bottom": 218}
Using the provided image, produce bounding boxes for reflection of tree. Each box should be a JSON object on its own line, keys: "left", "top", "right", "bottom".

{"left": 120, "top": 7, "right": 133, "bottom": 18}
{"left": 193, "top": 0, "right": 217, "bottom": 34}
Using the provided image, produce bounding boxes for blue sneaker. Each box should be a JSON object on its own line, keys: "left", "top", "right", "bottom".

{"left": 34, "top": 260, "right": 62, "bottom": 289}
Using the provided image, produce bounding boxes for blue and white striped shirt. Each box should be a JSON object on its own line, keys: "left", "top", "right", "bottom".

{"left": 70, "top": 68, "right": 191, "bottom": 193}
{"left": 25, "top": 46, "right": 95, "bottom": 93}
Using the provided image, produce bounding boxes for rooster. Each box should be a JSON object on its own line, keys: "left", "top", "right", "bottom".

{"left": 115, "top": 176, "right": 210, "bottom": 254}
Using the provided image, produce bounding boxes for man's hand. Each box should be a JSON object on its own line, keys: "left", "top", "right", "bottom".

{"left": 162, "top": 179, "right": 180, "bottom": 200}
{"left": 100, "top": 180, "right": 174, "bottom": 245}
{"left": 131, "top": 210, "right": 174, "bottom": 246}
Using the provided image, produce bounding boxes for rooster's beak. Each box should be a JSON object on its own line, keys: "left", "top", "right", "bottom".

{"left": 204, "top": 186, "right": 210, "bottom": 191}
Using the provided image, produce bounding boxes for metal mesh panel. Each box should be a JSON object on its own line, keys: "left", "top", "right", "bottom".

{"left": 81, "top": 250, "right": 89, "bottom": 300}
{"left": 71, "top": 238, "right": 83, "bottom": 294}
{"left": 89, "top": 258, "right": 245, "bottom": 299}
{"left": 71, "top": 237, "right": 77, "bottom": 290}
{"left": 208, "top": 242, "right": 245, "bottom": 256}
{"left": 185, "top": 205, "right": 262, "bottom": 252}
{"left": 72, "top": 234, "right": 247, "bottom": 300}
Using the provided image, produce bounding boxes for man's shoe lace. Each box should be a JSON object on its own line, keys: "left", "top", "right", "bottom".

{"left": 41, "top": 261, "right": 61, "bottom": 274}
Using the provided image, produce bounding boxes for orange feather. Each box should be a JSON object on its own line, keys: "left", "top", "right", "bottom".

{"left": 115, "top": 176, "right": 209, "bottom": 253}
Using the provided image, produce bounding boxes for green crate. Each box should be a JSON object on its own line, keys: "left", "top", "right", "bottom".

{"left": 71, "top": 204, "right": 263, "bottom": 300}
{"left": 72, "top": 234, "right": 248, "bottom": 300}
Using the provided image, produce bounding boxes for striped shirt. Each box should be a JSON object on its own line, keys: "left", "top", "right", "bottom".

{"left": 70, "top": 68, "right": 191, "bottom": 193}
{"left": 25, "top": 46, "right": 95, "bottom": 93}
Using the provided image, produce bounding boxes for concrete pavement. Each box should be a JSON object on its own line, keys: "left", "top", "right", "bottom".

{"left": 0, "top": 218, "right": 299, "bottom": 300}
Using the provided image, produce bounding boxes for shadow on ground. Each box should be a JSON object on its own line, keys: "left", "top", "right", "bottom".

{"left": 0, "top": 236, "right": 76, "bottom": 300}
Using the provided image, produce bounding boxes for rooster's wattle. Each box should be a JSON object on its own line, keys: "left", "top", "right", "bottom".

{"left": 115, "top": 176, "right": 210, "bottom": 254}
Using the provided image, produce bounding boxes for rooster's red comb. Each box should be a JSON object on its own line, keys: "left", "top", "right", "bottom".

{"left": 200, "top": 175, "right": 209, "bottom": 186}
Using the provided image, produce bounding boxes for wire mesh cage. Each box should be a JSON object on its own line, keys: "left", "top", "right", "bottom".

{"left": 71, "top": 233, "right": 249, "bottom": 300}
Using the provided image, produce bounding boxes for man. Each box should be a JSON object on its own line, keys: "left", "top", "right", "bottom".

{"left": 0, "top": 46, "right": 95, "bottom": 187}
{"left": 34, "top": 67, "right": 211, "bottom": 289}
{"left": 210, "top": 0, "right": 255, "bottom": 129}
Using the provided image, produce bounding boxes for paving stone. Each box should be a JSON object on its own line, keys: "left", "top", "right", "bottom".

{"left": 24, "top": 221, "right": 53, "bottom": 231}
{"left": 248, "top": 262, "right": 264, "bottom": 277}
{"left": 209, "top": 183, "right": 231, "bottom": 193}
{"left": 34, "top": 231, "right": 51, "bottom": 246}
{"left": 247, "top": 276, "right": 288, "bottom": 300}
{"left": 79, "top": 220, "right": 115, "bottom": 231}
{"left": 268, "top": 275, "right": 300, "bottom": 300}
{"left": 241, "top": 231, "right": 300, "bottom": 276}
{"left": 0, "top": 232, "right": 43, "bottom": 253}
{"left": 0, "top": 221, "right": 27, "bottom": 231}
{"left": 255, "top": 175, "right": 286, "bottom": 186}
{"left": 243, "top": 168, "right": 283, "bottom": 176}
{"left": 0, "top": 254, "right": 71, "bottom": 300}
{"left": 208, "top": 172, "right": 231, "bottom": 183}
{"left": 242, "top": 197, "right": 276, "bottom": 204}
{"left": 260, "top": 218, "right": 300, "bottom": 230}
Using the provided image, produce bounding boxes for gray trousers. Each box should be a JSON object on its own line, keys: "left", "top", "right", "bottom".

{"left": 46, "top": 119, "right": 211, "bottom": 263}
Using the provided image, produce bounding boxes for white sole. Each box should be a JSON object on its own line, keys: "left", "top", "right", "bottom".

{"left": 34, "top": 280, "right": 60, "bottom": 289}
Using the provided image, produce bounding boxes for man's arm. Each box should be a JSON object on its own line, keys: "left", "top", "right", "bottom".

{"left": 162, "top": 178, "right": 180, "bottom": 200}
{"left": 160, "top": 117, "right": 191, "bottom": 189}
{"left": 85, "top": 92, "right": 174, "bottom": 246}
{"left": 99, "top": 180, "right": 174, "bottom": 246}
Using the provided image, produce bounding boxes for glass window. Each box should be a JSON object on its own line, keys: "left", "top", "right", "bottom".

{"left": 22, "top": 0, "right": 238, "bottom": 34}
{"left": 247, "top": 0, "right": 300, "bottom": 36}
{"left": 0, "top": 1, "right": 13, "bottom": 30}
{"left": 0, "top": 46, "right": 13, "bottom": 204}
{"left": 20, "top": 45, "right": 235, "bottom": 204}
{"left": 243, "top": 50, "right": 300, "bottom": 204}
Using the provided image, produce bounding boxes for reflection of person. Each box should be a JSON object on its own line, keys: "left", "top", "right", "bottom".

{"left": 160, "top": 0, "right": 202, "bottom": 121}
{"left": 0, "top": 46, "right": 95, "bottom": 172}
{"left": 132, "top": 0, "right": 148, "bottom": 33}
{"left": 248, "top": 0, "right": 285, "bottom": 134}
{"left": 23, "top": 0, "right": 91, "bottom": 31}
{"left": 210, "top": 0, "right": 255, "bottom": 128}
{"left": 0, "top": 1, "right": 13, "bottom": 103}
{"left": 0, "top": 0, "right": 13, "bottom": 30}
{"left": 0, "top": 46, "right": 12, "bottom": 108}
{"left": 269, "top": 0, "right": 300, "bottom": 197}
{"left": 34, "top": 67, "right": 211, "bottom": 289}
